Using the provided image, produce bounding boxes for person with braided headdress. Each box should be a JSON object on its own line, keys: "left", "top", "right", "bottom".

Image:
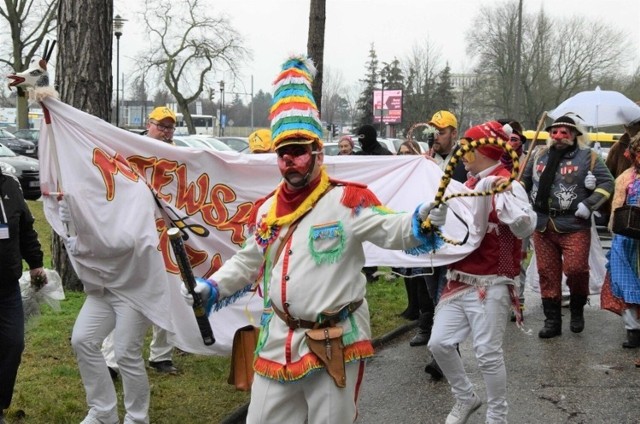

{"left": 179, "top": 55, "right": 461, "bottom": 423}
{"left": 521, "top": 115, "right": 614, "bottom": 339}
{"left": 427, "top": 121, "right": 536, "bottom": 424}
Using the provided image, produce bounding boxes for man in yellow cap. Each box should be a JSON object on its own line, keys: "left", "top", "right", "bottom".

{"left": 146, "top": 107, "right": 177, "bottom": 144}
{"left": 101, "top": 106, "right": 180, "bottom": 377}
{"left": 248, "top": 128, "right": 272, "bottom": 153}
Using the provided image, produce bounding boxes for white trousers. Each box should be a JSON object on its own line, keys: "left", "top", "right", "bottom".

{"left": 623, "top": 307, "right": 640, "bottom": 330}
{"left": 102, "top": 325, "right": 173, "bottom": 369}
{"left": 71, "top": 290, "right": 152, "bottom": 424}
{"left": 428, "top": 285, "right": 510, "bottom": 423}
{"left": 246, "top": 361, "right": 366, "bottom": 424}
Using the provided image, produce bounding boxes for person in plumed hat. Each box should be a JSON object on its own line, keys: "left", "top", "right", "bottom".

{"left": 180, "top": 54, "right": 467, "bottom": 423}
{"left": 427, "top": 120, "right": 536, "bottom": 424}
{"left": 521, "top": 114, "right": 614, "bottom": 339}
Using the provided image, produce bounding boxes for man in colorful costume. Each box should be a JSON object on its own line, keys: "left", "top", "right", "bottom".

{"left": 427, "top": 121, "right": 536, "bottom": 424}
{"left": 181, "top": 55, "right": 456, "bottom": 423}
{"left": 521, "top": 115, "right": 614, "bottom": 338}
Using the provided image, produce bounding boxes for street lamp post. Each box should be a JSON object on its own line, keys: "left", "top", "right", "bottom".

{"left": 219, "top": 80, "right": 225, "bottom": 136}
{"left": 113, "top": 15, "right": 126, "bottom": 127}
{"left": 379, "top": 74, "right": 385, "bottom": 137}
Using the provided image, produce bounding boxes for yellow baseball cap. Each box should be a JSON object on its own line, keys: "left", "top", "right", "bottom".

{"left": 148, "top": 107, "right": 176, "bottom": 122}
{"left": 428, "top": 110, "right": 457, "bottom": 130}
{"left": 248, "top": 129, "right": 273, "bottom": 153}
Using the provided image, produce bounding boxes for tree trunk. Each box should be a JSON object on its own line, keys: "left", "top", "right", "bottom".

{"left": 307, "top": 0, "right": 326, "bottom": 114}
{"left": 53, "top": 0, "right": 113, "bottom": 291}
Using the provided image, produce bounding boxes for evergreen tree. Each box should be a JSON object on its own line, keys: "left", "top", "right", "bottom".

{"left": 355, "top": 43, "right": 379, "bottom": 127}
{"left": 432, "top": 64, "right": 458, "bottom": 114}
{"left": 250, "top": 90, "right": 273, "bottom": 128}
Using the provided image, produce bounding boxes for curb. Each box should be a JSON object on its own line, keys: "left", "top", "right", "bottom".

{"left": 220, "top": 320, "right": 418, "bottom": 424}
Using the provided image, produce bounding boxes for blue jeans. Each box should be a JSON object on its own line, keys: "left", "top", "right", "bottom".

{"left": 0, "top": 286, "right": 25, "bottom": 410}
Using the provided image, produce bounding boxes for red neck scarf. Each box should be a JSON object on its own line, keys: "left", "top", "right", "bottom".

{"left": 275, "top": 174, "right": 323, "bottom": 218}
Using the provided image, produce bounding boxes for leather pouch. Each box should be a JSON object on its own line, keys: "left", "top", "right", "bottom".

{"left": 305, "top": 326, "right": 346, "bottom": 388}
{"left": 228, "top": 325, "right": 261, "bottom": 391}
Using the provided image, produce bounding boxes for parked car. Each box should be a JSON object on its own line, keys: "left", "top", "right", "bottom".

{"left": 173, "top": 135, "right": 234, "bottom": 152}
{"left": 12, "top": 128, "right": 40, "bottom": 146}
{"left": 0, "top": 128, "right": 36, "bottom": 158}
{"left": 0, "top": 143, "right": 40, "bottom": 199}
{"left": 216, "top": 136, "right": 250, "bottom": 152}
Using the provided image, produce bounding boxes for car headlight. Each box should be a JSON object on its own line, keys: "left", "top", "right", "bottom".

{"left": 0, "top": 162, "right": 17, "bottom": 175}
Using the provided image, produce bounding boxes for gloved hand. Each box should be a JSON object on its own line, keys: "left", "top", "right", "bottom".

{"left": 419, "top": 202, "right": 448, "bottom": 227}
{"left": 181, "top": 277, "right": 217, "bottom": 306}
{"left": 59, "top": 199, "right": 72, "bottom": 223}
{"left": 64, "top": 236, "right": 79, "bottom": 255}
{"left": 584, "top": 171, "right": 596, "bottom": 190}
{"left": 575, "top": 202, "right": 591, "bottom": 220}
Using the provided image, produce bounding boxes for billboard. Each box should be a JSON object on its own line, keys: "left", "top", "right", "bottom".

{"left": 373, "top": 89, "right": 402, "bottom": 124}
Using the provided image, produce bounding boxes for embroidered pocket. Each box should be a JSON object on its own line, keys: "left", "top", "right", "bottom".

{"left": 308, "top": 221, "right": 345, "bottom": 265}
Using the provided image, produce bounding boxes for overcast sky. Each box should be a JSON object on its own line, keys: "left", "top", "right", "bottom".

{"left": 114, "top": 0, "right": 640, "bottom": 99}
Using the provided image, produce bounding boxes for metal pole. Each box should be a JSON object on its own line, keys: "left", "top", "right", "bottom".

{"left": 380, "top": 78, "right": 385, "bottom": 137}
{"left": 116, "top": 35, "right": 120, "bottom": 126}
{"left": 250, "top": 75, "right": 254, "bottom": 132}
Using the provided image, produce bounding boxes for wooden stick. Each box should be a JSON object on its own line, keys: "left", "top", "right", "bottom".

{"left": 517, "top": 111, "right": 547, "bottom": 181}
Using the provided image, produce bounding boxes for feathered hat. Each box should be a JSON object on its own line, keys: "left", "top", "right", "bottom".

{"left": 269, "top": 55, "right": 324, "bottom": 150}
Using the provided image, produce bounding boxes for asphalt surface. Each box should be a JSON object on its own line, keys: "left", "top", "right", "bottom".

{"left": 356, "top": 285, "right": 640, "bottom": 424}
{"left": 224, "top": 230, "right": 640, "bottom": 424}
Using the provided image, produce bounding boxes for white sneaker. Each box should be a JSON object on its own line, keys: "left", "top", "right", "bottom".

{"left": 445, "top": 393, "right": 482, "bottom": 424}
{"left": 80, "top": 413, "right": 119, "bottom": 424}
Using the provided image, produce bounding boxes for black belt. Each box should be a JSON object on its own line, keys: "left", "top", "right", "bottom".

{"left": 272, "top": 300, "right": 364, "bottom": 330}
{"left": 534, "top": 207, "right": 576, "bottom": 218}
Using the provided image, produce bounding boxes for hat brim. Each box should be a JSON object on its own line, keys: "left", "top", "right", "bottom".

{"left": 545, "top": 123, "right": 583, "bottom": 136}
{"left": 274, "top": 137, "right": 321, "bottom": 150}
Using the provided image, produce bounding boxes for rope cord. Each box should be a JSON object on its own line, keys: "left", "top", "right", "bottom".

{"left": 421, "top": 137, "right": 520, "bottom": 246}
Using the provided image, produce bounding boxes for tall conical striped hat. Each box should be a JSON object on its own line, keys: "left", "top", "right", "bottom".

{"left": 269, "top": 55, "right": 323, "bottom": 150}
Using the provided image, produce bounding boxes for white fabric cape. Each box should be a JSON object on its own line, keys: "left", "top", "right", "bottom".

{"left": 39, "top": 98, "right": 494, "bottom": 355}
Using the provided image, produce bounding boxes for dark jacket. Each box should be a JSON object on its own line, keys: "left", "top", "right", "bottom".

{"left": 0, "top": 170, "right": 43, "bottom": 290}
{"left": 354, "top": 124, "right": 392, "bottom": 156}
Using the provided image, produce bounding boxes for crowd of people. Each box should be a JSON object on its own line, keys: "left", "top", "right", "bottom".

{"left": 4, "top": 52, "right": 640, "bottom": 424}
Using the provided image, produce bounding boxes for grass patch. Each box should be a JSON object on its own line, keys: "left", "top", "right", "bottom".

{"left": 8, "top": 202, "right": 409, "bottom": 423}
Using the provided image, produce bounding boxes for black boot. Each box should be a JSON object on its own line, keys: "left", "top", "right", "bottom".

{"left": 623, "top": 329, "right": 640, "bottom": 348}
{"left": 410, "top": 311, "right": 433, "bottom": 346}
{"left": 399, "top": 276, "right": 419, "bottom": 320}
{"left": 539, "top": 299, "right": 562, "bottom": 339}
{"left": 424, "top": 357, "right": 443, "bottom": 380}
{"left": 569, "top": 295, "right": 588, "bottom": 333}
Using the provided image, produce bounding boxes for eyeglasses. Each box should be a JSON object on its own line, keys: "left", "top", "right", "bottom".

{"left": 276, "top": 145, "right": 312, "bottom": 158}
{"left": 150, "top": 121, "right": 176, "bottom": 132}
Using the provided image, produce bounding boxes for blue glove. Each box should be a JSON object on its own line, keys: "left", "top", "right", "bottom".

{"left": 180, "top": 277, "right": 218, "bottom": 306}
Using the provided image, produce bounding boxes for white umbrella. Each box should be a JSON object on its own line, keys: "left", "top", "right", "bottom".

{"left": 548, "top": 86, "right": 640, "bottom": 128}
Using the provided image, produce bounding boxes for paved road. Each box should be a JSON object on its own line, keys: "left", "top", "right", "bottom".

{"left": 356, "top": 285, "right": 640, "bottom": 424}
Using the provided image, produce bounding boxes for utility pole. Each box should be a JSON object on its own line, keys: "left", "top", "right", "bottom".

{"left": 513, "top": 0, "right": 523, "bottom": 118}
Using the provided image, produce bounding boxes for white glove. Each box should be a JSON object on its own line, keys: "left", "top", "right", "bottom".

{"left": 584, "top": 171, "right": 596, "bottom": 190}
{"left": 180, "top": 278, "right": 212, "bottom": 306}
{"left": 64, "top": 236, "right": 79, "bottom": 255}
{"left": 575, "top": 202, "right": 591, "bottom": 220}
{"left": 419, "top": 202, "right": 448, "bottom": 227}
{"left": 59, "top": 199, "right": 72, "bottom": 223}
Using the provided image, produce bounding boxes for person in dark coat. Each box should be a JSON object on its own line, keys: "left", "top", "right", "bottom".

{"left": 354, "top": 124, "right": 392, "bottom": 156}
{"left": 0, "top": 168, "right": 47, "bottom": 423}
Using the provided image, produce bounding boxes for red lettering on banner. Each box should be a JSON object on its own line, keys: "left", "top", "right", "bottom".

{"left": 128, "top": 156, "right": 178, "bottom": 202}
{"left": 174, "top": 165, "right": 210, "bottom": 214}
{"left": 92, "top": 149, "right": 140, "bottom": 200}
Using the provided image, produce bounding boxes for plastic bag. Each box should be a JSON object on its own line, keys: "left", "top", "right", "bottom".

{"left": 19, "top": 269, "right": 66, "bottom": 321}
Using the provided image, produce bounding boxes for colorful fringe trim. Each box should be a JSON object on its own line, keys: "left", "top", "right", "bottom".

{"left": 338, "top": 182, "right": 382, "bottom": 215}
{"left": 209, "top": 283, "right": 254, "bottom": 314}
{"left": 404, "top": 205, "right": 445, "bottom": 255}
{"left": 308, "top": 221, "right": 346, "bottom": 265}
{"left": 253, "top": 340, "right": 374, "bottom": 382}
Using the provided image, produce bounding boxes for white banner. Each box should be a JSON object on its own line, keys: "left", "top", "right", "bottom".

{"left": 38, "top": 98, "right": 482, "bottom": 355}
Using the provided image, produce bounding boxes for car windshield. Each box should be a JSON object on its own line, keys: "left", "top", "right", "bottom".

{"left": 0, "top": 129, "right": 17, "bottom": 139}
{"left": 0, "top": 143, "right": 17, "bottom": 157}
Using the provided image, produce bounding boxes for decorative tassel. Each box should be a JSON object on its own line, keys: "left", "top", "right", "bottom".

{"left": 405, "top": 206, "right": 445, "bottom": 255}
{"left": 339, "top": 183, "right": 382, "bottom": 213}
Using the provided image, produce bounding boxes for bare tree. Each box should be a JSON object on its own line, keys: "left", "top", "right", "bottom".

{"left": 321, "top": 66, "right": 345, "bottom": 129}
{"left": 138, "top": 0, "right": 247, "bottom": 134}
{"left": 53, "top": 0, "right": 113, "bottom": 290}
{"left": 467, "top": 1, "right": 628, "bottom": 128}
{"left": 307, "top": 0, "right": 326, "bottom": 112}
{"left": 0, "top": 0, "right": 58, "bottom": 129}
